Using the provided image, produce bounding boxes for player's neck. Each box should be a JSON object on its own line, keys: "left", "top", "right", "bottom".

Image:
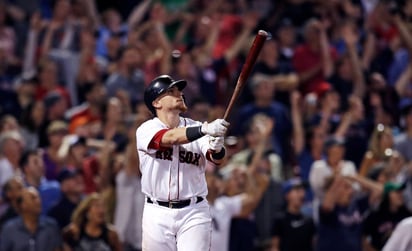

{"left": 157, "top": 112, "right": 180, "bottom": 128}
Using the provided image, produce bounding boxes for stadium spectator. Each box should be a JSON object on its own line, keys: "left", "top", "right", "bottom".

{"left": 0, "top": 176, "right": 23, "bottom": 231}
{"left": 63, "top": 193, "right": 122, "bottom": 251}
{"left": 230, "top": 113, "right": 283, "bottom": 181}
{"left": 235, "top": 73, "right": 291, "bottom": 162}
{"left": 105, "top": 46, "right": 145, "bottom": 107}
{"left": 0, "top": 187, "right": 63, "bottom": 251}
{"left": 271, "top": 178, "right": 316, "bottom": 251}
{"left": 20, "top": 149, "right": 61, "bottom": 215}
{"left": 48, "top": 168, "right": 85, "bottom": 229}
{"left": 316, "top": 175, "right": 380, "bottom": 251}
{"left": 114, "top": 115, "right": 146, "bottom": 251}
{"left": 0, "top": 130, "right": 24, "bottom": 191}
{"left": 41, "top": 120, "right": 68, "bottom": 180}
{"left": 363, "top": 182, "right": 412, "bottom": 251}
{"left": 292, "top": 18, "right": 337, "bottom": 96}
{"left": 309, "top": 136, "right": 357, "bottom": 202}
{"left": 359, "top": 123, "right": 395, "bottom": 177}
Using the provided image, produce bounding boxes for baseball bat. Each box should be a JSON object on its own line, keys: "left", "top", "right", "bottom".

{"left": 223, "top": 30, "right": 269, "bottom": 121}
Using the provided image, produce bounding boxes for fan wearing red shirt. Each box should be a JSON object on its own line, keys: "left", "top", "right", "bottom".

{"left": 293, "top": 19, "right": 338, "bottom": 96}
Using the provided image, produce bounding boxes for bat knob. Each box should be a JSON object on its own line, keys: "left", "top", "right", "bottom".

{"left": 258, "top": 30, "right": 271, "bottom": 40}
{"left": 258, "top": 30, "right": 268, "bottom": 37}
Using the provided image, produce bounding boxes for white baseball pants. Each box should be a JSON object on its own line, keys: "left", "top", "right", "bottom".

{"left": 142, "top": 199, "right": 212, "bottom": 251}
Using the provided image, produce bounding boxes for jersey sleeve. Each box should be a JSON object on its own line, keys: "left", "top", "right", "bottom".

{"left": 148, "top": 129, "right": 169, "bottom": 150}
{"left": 136, "top": 119, "right": 166, "bottom": 153}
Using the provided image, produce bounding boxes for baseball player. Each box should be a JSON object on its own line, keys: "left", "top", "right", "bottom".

{"left": 136, "top": 75, "right": 229, "bottom": 251}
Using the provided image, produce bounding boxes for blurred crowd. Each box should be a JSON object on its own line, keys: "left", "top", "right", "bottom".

{"left": 1, "top": 0, "right": 412, "bottom": 250}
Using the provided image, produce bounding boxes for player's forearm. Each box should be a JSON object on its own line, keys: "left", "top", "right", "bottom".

{"left": 161, "top": 127, "right": 196, "bottom": 146}
{"left": 161, "top": 125, "right": 211, "bottom": 146}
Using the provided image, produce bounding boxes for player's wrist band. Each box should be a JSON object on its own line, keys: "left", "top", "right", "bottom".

{"left": 186, "top": 126, "right": 205, "bottom": 141}
{"left": 211, "top": 148, "right": 226, "bottom": 160}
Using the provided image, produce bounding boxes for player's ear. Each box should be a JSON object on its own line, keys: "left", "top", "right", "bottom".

{"left": 152, "top": 99, "right": 161, "bottom": 110}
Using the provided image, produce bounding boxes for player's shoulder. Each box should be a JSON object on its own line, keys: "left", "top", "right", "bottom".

{"left": 136, "top": 117, "right": 161, "bottom": 131}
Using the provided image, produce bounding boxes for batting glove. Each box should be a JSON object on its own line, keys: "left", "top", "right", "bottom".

{"left": 201, "top": 119, "right": 229, "bottom": 137}
{"left": 209, "top": 136, "right": 225, "bottom": 152}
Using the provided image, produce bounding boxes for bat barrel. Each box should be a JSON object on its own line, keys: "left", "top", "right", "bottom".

{"left": 223, "top": 30, "right": 269, "bottom": 121}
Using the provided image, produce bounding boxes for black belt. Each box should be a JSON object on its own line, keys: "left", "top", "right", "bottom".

{"left": 147, "top": 196, "right": 204, "bottom": 209}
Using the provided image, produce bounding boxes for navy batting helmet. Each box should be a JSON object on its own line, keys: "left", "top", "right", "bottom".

{"left": 144, "top": 75, "right": 187, "bottom": 115}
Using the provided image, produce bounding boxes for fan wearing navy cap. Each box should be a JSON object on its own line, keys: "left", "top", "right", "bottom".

{"left": 48, "top": 168, "right": 85, "bottom": 229}
{"left": 270, "top": 178, "right": 315, "bottom": 251}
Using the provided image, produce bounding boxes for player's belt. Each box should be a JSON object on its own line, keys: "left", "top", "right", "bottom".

{"left": 146, "top": 196, "right": 204, "bottom": 209}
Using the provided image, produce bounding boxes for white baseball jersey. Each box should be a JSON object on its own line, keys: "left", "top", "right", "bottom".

{"left": 136, "top": 116, "right": 210, "bottom": 201}
{"left": 210, "top": 195, "right": 243, "bottom": 251}
{"left": 383, "top": 217, "right": 412, "bottom": 251}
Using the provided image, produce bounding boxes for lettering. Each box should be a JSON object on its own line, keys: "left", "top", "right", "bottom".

{"left": 192, "top": 153, "right": 200, "bottom": 165}
{"left": 338, "top": 211, "right": 363, "bottom": 226}
{"left": 155, "top": 148, "right": 173, "bottom": 161}
{"left": 179, "top": 151, "right": 186, "bottom": 162}
{"left": 185, "top": 152, "right": 193, "bottom": 163}
{"left": 155, "top": 151, "right": 163, "bottom": 159}
{"left": 178, "top": 150, "right": 201, "bottom": 166}
{"left": 154, "top": 149, "right": 202, "bottom": 166}
{"left": 164, "top": 148, "right": 172, "bottom": 160}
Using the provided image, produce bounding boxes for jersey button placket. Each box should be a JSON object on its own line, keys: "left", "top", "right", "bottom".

{"left": 169, "top": 145, "right": 179, "bottom": 200}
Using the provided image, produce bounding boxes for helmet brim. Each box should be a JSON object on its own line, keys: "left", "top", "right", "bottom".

{"left": 169, "top": 80, "right": 187, "bottom": 91}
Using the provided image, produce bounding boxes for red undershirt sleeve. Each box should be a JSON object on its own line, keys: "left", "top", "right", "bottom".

{"left": 148, "top": 129, "right": 170, "bottom": 150}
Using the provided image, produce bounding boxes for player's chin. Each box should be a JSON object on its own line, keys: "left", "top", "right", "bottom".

{"left": 178, "top": 103, "right": 188, "bottom": 113}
